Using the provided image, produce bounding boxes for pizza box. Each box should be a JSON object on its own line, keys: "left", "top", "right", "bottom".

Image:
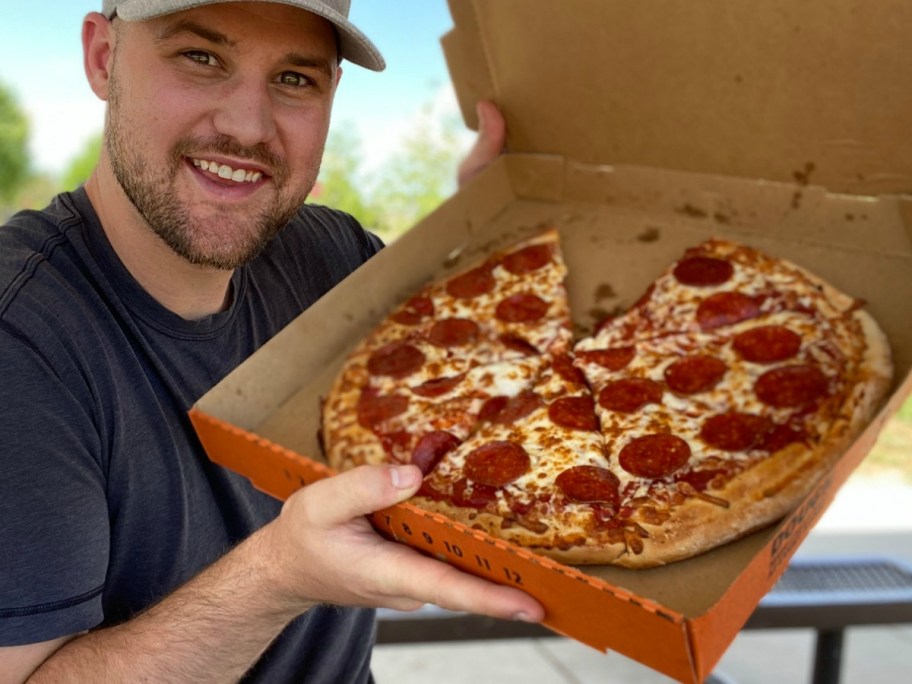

{"left": 189, "top": 1, "right": 912, "bottom": 681}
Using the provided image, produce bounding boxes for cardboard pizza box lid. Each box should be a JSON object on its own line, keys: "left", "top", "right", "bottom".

{"left": 443, "top": 0, "right": 912, "bottom": 197}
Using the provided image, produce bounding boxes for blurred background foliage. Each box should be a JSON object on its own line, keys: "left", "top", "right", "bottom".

{"left": 0, "top": 82, "right": 32, "bottom": 207}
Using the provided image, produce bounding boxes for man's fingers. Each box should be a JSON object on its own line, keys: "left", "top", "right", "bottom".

{"left": 377, "top": 544, "right": 545, "bottom": 622}
{"left": 457, "top": 100, "right": 507, "bottom": 188}
{"left": 296, "top": 464, "right": 422, "bottom": 527}
{"left": 275, "top": 464, "right": 545, "bottom": 622}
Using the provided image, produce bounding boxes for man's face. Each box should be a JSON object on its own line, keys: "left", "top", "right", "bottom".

{"left": 104, "top": 2, "right": 340, "bottom": 269}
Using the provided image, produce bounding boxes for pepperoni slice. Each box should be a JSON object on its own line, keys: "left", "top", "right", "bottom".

{"left": 502, "top": 244, "right": 553, "bottom": 274}
{"left": 664, "top": 355, "right": 727, "bottom": 394}
{"left": 416, "top": 478, "right": 445, "bottom": 501}
{"left": 755, "top": 364, "right": 829, "bottom": 408}
{"left": 733, "top": 325, "right": 802, "bottom": 363}
{"left": 577, "top": 346, "right": 635, "bottom": 371}
{"left": 391, "top": 296, "right": 434, "bottom": 325}
{"left": 357, "top": 390, "right": 409, "bottom": 429}
{"left": 464, "top": 441, "right": 530, "bottom": 487}
{"left": 757, "top": 423, "right": 807, "bottom": 453}
{"left": 696, "top": 292, "right": 761, "bottom": 330}
{"left": 700, "top": 412, "right": 774, "bottom": 451}
{"left": 427, "top": 318, "right": 480, "bottom": 348}
{"left": 548, "top": 396, "right": 599, "bottom": 431}
{"left": 495, "top": 293, "right": 549, "bottom": 323}
{"left": 552, "top": 353, "right": 586, "bottom": 386}
{"left": 411, "top": 431, "right": 461, "bottom": 475}
{"left": 499, "top": 334, "right": 539, "bottom": 356}
{"left": 673, "top": 256, "right": 734, "bottom": 286}
{"left": 598, "top": 378, "right": 663, "bottom": 413}
{"left": 411, "top": 374, "right": 465, "bottom": 398}
{"left": 479, "top": 391, "right": 542, "bottom": 424}
{"left": 556, "top": 465, "right": 620, "bottom": 504}
{"left": 446, "top": 265, "right": 496, "bottom": 299}
{"left": 619, "top": 433, "right": 691, "bottom": 479}
{"left": 367, "top": 342, "right": 425, "bottom": 378}
{"left": 478, "top": 396, "right": 508, "bottom": 422}
{"left": 452, "top": 477, "right": 499, "bottom": 508}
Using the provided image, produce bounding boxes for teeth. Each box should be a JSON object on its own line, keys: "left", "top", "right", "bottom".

{"left": 191, "top": 158, "right": 263, "bottom": 183}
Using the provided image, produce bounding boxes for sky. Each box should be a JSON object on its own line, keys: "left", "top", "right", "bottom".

{"left": 0, "top": 1, "right": 467, "bottom": 176}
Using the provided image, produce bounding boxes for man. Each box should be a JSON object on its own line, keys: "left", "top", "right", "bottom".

{"left": 0, "top": 1, "right": 542, "bottom": 681}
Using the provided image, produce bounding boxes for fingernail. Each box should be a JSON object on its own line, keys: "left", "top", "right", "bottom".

{"left": 391, "top": 465, "right": 418, "bottom": 490}
{"left": 512, "top": 611, "right": 537, "bottom": 623}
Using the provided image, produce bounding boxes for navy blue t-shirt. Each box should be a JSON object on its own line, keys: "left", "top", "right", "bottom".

{"left": 0, "top": 188, "right": 383, "bottom": 682}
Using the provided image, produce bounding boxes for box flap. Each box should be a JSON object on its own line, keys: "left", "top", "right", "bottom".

{"left": 444, "top": 0, "right": 912, "bottom": 196}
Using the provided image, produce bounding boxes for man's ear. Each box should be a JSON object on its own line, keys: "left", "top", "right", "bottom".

{"left": 83, "top": 12, "right": 116, "bottom": 101}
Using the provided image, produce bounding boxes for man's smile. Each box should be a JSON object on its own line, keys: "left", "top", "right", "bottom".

{"left": 191, "top": 157, "right": 265, "bottom": 183}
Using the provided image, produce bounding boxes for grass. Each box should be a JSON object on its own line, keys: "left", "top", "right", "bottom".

{"left": 855, "top": 394, "right": 912, "bottom": 483}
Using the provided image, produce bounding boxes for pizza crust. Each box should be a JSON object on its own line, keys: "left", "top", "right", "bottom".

{"left": 411, "top": 497, "right": 631, "bottom": 565}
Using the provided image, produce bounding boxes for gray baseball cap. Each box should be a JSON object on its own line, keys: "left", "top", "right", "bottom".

{"left": 102, "top": 0, "right": 385, "bottom": 71}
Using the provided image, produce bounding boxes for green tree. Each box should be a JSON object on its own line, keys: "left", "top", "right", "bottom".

{"left": 61, "top": 133, "right": 102, "bottom": 191}
{"left": 313, "top": 125, "right": 381, "bottom": 231}
{"left": 8, "top": 173, "right": 58, "bottom": 215}
{"left": 0, "top": 82, "right": 30, "bottom": 203}
{"left": 371, "top": 106, "right": 463, "bottom": 239}
{"left": 313, "top": 101, "right": 470, "bottom": 243}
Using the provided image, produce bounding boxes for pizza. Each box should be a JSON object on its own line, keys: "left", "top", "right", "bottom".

{"left": 320, "top": 230, "right": 893, "bottom": 567}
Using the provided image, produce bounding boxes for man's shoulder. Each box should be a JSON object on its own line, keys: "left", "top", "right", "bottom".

{"left": 1, "top": 192, "right": 84, "bottom": 258}
{"left": 0, "top": 192, "right": 97, "bottom": 337}
{"left": 248, "top": 203, "right": 383, "bottom": 309}
{"left": 279, "top": 202, "right": 384, "bottom": 261}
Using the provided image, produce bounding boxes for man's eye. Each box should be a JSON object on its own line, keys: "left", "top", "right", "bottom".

{"left": 278, "top": 71, "right": 311, "bottom": 87}
{"left": 184, "top": 51, "right": 219, "bottom": 67}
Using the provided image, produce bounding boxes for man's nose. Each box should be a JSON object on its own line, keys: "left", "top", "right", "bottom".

{"left": 211, "top": 77, "right": 278, "bottom": 148}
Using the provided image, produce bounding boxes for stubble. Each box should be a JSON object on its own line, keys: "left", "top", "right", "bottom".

{"left": 104, "top": 68, "right": 318, "bottom": 270}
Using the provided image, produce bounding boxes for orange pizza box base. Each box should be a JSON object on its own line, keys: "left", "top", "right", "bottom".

{"left": 190, "top": 2, "right": 912, "bottom": 682}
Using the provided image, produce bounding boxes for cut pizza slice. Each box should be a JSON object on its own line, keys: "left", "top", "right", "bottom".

{"left": 578, "top": 238, "right": 860, "bottom": 351}
{"left": 346, "top": 227, "right": 573, "bottom": 386}
{"left": 324, "top": 228, "right": 574, "bottom": 472}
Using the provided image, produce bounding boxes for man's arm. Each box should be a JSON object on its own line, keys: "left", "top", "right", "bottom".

{"left": 7, "top": 465, "right": 542, "bottom": 683}
{"left": 0, "top": 637, "right": 76, "bottom": 684}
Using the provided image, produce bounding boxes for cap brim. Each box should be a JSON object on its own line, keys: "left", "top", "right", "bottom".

{"left": 109, "top": 0, "right": 385, "bottom": 71}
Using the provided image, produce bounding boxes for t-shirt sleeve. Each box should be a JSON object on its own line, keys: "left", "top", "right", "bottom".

{"left": 0, "top": 326, "right": 109, "bottom": 645}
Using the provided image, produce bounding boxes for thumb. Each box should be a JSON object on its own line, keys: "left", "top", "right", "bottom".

{"left": 457, "top": 100, "right": 507, "bottom": 188}
{"left": 299, "top": 464, "right": 423, "bottom": 527}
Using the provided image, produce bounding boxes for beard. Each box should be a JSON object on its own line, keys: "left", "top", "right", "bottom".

{"left": 105, "top": 73, "right": 317, "bottom": 270}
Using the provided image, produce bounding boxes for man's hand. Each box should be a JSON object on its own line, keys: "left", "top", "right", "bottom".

{"left": 269, "top": 463, "right": 544, "bottom": 622}
{"left": 19, "top": 465, "right": 541, "bottom": 684}
{"left": 457, "top": 100, "right": 507, "bottom": 189}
